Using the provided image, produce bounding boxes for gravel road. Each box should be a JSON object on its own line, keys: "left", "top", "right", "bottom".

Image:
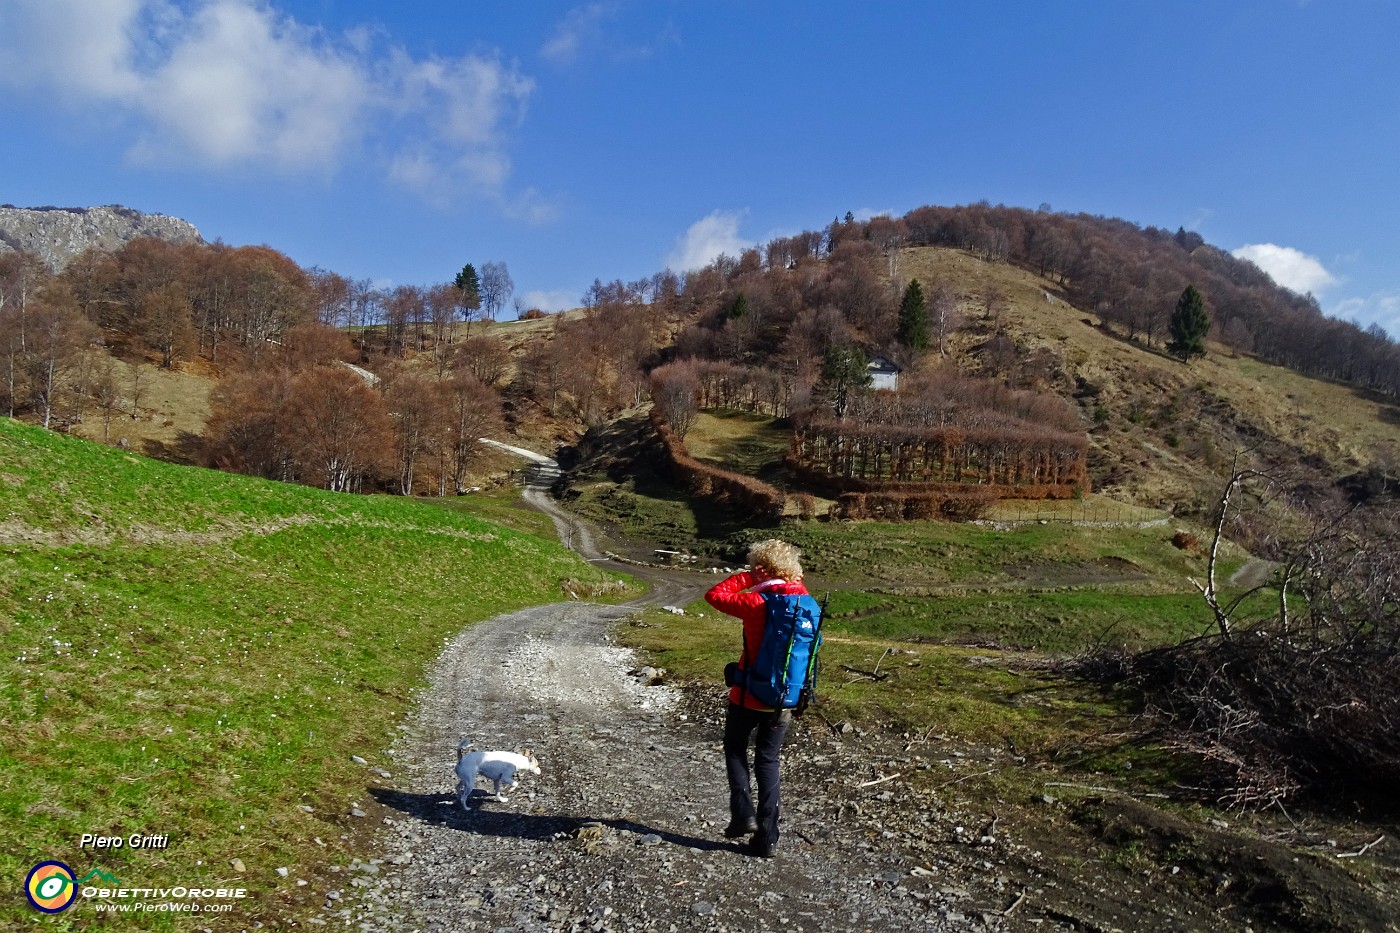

{"left": 316, "top": 584, "right": 1028, "bottom": 933}
{"left": 302, "top": 477, "right": 1400, "bottom": 933}
{"left": 308, "top": 481, "right": 1030, "bottom": 932}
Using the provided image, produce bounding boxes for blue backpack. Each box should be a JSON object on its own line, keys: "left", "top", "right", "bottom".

{"left": 740, "top": 592, "right": 824, "bottom": 711}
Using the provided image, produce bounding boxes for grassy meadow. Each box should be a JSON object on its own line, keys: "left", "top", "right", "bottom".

{"left": 572, "top": 407, "right": 1258, "bottom": 655}
{"left": 0, "top": 418, "right": 632, "bottom": 928}
{"left": 609, "top": 509, "right": 1253, "bottom": 804}
{"left": 683, "top": 410, "right": 792, "bottom": 478}
{"left": 596, "top": 407, "right": 1270, "bottom": 790}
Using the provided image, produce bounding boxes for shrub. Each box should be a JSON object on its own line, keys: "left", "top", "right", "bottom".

{"left": 1171, "top": 531, "right": 1200, "bottom": 552}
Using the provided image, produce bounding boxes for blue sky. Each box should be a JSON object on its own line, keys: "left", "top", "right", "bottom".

{"left": 1, "top": 1, "right": 1396, "bottom": 332}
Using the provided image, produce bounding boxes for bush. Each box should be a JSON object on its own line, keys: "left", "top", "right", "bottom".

{"left": 832, "top": 488, "right": 996, "bottom": 523}
{"left": 1171, "top": 531, "right": 1200, "bottom": 552}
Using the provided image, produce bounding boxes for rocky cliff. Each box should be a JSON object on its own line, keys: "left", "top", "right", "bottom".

{"left": 0, "top": 204, "right": 203, "bottom": 271}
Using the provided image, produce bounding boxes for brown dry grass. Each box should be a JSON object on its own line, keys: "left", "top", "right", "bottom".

{"left": 59, "top": 249, "right": 1400, "bottom": 515}
{"left": 683, "top": 410, "right": 791, "bottom": 473}
{"left": 69, "top": 356, "right": 214, "bottom": 455}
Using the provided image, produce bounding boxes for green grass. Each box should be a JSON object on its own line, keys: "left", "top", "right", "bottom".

{"left": 426, "top": 484, "right": 559, "bottom": 538}
{"left": 571, "top": 462, "right": 1264, "bottom": 653}
{"left": 617, "top": 602, "right": 1117, "bottom": 755}
{"left": 823, "top": 589, "right": 1232, "bottom": 653}
{"left": 983, "top": 495, "right": 1168, "bottom": 524}
{"left": 615, "top": 593, "right": 1205, "bottom": 821}
{"left": 0, "top": 418, "right": 633, "bottom": 928}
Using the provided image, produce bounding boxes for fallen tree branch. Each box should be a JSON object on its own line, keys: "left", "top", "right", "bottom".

{"left": 1337, "top": 835, "right": 1386, "bottom": 859}
{"left": 935, "top": 768, "right": 997, "bottom": 790}
{"left": 903, "top": 725, "right": 943, "bottom": 751}
{"left": 840, "top": 663, "right": 890, "bottom": 682}
{"left": 857, "top": 772, "right": 901, "bottom": 789}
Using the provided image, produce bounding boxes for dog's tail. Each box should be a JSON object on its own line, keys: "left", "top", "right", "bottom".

{"left": 456, "top": 738, "right": 473, "bottom": 762}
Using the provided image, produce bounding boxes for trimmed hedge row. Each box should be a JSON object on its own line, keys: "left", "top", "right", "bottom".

{"left": 786, "top": 457, "right": 1082, "bottom": 501}
{"left": 649, "top": 407, "right": 786, "bottom": 524}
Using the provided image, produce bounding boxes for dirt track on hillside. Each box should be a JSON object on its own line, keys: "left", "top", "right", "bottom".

{"left": 312, "top": 591, "right": 1024, "bottom": 932}
{"left": 302, "top": 492, "right": 1399, "bottom": 933}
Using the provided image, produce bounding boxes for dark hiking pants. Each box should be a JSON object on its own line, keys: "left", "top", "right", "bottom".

{"left": 724, "top": 702, "right": 792, "bottom": 847}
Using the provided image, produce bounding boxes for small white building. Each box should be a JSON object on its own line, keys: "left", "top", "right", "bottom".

{"left": 867, "top": 355, "right": 901, "bottom": 391}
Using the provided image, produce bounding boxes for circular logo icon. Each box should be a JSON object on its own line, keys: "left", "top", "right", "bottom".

{"left": 25, "top": 861, "right": 77, "bottom": 913}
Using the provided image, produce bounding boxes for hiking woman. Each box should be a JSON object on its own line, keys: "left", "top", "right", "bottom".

{"left": 704, "top": 538, "right": 813, "bottom": 858}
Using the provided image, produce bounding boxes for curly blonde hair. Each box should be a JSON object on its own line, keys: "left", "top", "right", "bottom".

{"left": 747, "top": 539, "right": 803, "bottom": 581}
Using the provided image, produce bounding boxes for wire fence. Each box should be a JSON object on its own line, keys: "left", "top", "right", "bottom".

{"left": 983, "top": 500, "right": 1171, "bottom": 527}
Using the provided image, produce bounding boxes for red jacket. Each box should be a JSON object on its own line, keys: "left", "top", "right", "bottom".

{"left": 705, "top": 570, "right": 812, "bottom": 710}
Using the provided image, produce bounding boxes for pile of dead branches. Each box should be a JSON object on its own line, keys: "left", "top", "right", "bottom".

{"left": 1082, "top": 633, "right": 1400, "bottom": 809}
{"left": 1081, "top": 462, "right": 1400, "bottom": 810}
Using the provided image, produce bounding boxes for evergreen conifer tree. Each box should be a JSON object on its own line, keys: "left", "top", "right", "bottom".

{"left": 897, "top": 279, "right": 929, "bottom": 352}
{"left": 818, "top": 344, "right": 871, "bottom": 418}
{"left": 1167, "top": 284, "right": 1210, "bottom": 361}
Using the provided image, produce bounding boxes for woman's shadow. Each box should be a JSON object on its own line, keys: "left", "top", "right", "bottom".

{"left": 369, "top": 787, "right": 735, "bottom": 853}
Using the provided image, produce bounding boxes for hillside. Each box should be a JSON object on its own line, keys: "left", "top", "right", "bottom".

{"left": 52, "top": 240, "right": 1400, "bottom": 526}
{"left": 7, "top": 198, "right": 1398, "bottom": 529}
{"left": 0, "top": 417, "right": 629, "bottom": 925}
{"left": 896, "top": 246, "right": 1400, "bottom": 516}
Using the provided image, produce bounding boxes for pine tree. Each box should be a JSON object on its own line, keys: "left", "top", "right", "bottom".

{"left": 455, "top": 263, "right": 482, "bottom": 335}
{"left": 1167, "top": 285, "right": 1210, "bottom": 362}
{"left": 454, "top": 264, "right": 481, "bottom": 312}
{"left": 818, "top": 344, "right": 870, "bottom": 418}
{"left": 896, "top": 279, "right": 929, "bottom": 352}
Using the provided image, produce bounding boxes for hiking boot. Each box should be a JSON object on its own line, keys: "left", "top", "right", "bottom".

{"left": 746, "top": 836, "right": 776, "bottom": 859}
{"left": 723, "top": 817, "right": 758, "bottom": 838}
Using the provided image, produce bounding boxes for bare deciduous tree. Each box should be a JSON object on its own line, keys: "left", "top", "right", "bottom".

{"left": 92, "top": 355, "right": 123, "bottom": 444}
{"left": 650, "top": 359, "right": 700, "bottom": 439}
{"left": 25, "top": 299, "right": 100, "bottom": 428}
{"left": 284, "top": 366, "right": 395, "bottom": 492}
{"left": 455, "top": 335, "right": 511, "bottom": 387}
{"left": 382, "top": 368, "right": 449, "bottom": 495}
{"left": 445, "top": 371, "right": 502, "bottom": 495}
{"left": 479, "top": 262, "right": 514, "bottom": 323}
{"left": 929, "top": 281, "right": 960, "bottom": 357}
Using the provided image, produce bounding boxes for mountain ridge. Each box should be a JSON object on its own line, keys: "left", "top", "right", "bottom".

{"left": 0, "top": 203, "right": 203, "bottom": 271}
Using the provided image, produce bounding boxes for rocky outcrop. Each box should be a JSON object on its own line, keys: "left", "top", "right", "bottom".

{"left": 0, "top": 204, "right": 203, "bottom": 271}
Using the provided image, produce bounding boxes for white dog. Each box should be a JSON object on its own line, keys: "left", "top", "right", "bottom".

{"left": 454, "top": 739, "right": 541, "bottom": 811}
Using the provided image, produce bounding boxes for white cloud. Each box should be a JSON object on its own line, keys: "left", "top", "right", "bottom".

{"left": 501, "top": 188, "right": 561, "bottom": 226}
{"left": 666, "top": 210, "right": 751, "bottom": 272}
{"left": 1232, "top": 243, "right": 1338, "bottom": 296}
{"left": 136, "top": 1, "right": 368, "bottom": 170}
{"left": 539, "top": 3, "right": 612, "bottom": 66}
{"left": 0, "top": 0, "right": 533, "bottom": 198}
{"left": 1328, "top": 291, "right": 1400, "bottom": 340}
{"left": 523, "top": 289, "right": 579, "bottom": 314}
{"left": 539, "top": 3, "right": 677, "bottom": 67}
{"left": 0, "top": 0, "right": 150, "bottom": 98}
{"left": 851, "top": 208, "right": 897, "bottom": 223}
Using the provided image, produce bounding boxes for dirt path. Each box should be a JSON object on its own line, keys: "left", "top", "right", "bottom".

{"left": 313, "top": 479, "right": 1007, "bottom": 931}
{"left": 311, "top": 487, "right": 1399, "bottom": 933}
{"left": 319, "top": 590, "right": 1025, "bottom": 932}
